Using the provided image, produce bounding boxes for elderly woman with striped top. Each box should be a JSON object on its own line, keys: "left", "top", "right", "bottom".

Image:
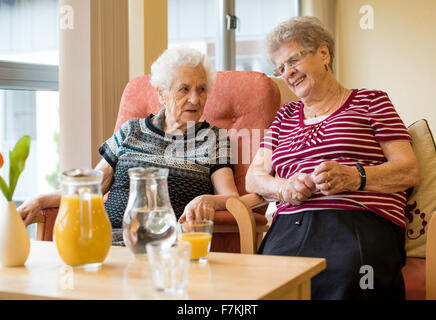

{"left": 246, "top": 16, "right": 419, "bottom": 300}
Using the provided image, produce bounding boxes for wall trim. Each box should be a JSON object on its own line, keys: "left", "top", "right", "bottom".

{"left": 90, "top": 0, "right": 130, "bottom": 167}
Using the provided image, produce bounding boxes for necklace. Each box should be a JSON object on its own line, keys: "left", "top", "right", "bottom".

{"left": 304, "top": 87, "right": 346, "bottom": 119}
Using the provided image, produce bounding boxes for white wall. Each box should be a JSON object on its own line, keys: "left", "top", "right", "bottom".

{"left": 129, "top": 0, "right": 145, "bottom": 80}
{"left": 336, "top": 0, "right": 436, "bottom": 133}
{"left": 59, "top": 0, "right": 92, "bottom": 171}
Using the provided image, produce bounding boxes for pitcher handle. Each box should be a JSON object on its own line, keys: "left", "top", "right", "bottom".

{"left": 78, "top": 187, "right": 93, "bottom": 240}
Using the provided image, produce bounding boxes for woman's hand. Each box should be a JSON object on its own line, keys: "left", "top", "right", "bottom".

{"left": 17, "top": 192, "right": 62, "bottom": 226}
{"left": 179, "top": 195, "right": 216, "bottom": 223}
{"left": 312, "top": 161, "right": 359, "bottom": 195}
{"left": 17, "top": 197, "right": 43, "bottom": 226}
{"left": 281, "top": 172, "right": 316, "bottom": 205}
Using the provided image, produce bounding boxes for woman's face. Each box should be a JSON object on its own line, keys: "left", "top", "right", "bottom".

{"left": 272, "top": 41, "right": 331, "bottom": 101}
{"left": 159, "top": 65, "right": 208, "bottom": 125}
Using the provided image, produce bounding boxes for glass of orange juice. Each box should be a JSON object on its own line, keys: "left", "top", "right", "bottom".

{"left": 178, "top": 220, "right": 213, "bottom": 263}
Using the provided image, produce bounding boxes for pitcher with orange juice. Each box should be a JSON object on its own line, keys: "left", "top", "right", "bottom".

{"left": 54, "top": 169, "right": 112, "bottom": 267}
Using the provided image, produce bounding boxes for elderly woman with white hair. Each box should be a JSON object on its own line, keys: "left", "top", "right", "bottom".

{"left": 246, "top": 17, "right": 419, "bottom": 299}
{"left": 19, "top": 46, "right": 239, "bottom": 231}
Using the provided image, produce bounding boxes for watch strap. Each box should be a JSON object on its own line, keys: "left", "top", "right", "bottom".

{"left": 356, "top": 163, "right": 366, "bottom": 191}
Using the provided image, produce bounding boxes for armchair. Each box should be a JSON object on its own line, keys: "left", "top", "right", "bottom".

{"left": 30, "top": 70, "right": 282, "bottom": 253}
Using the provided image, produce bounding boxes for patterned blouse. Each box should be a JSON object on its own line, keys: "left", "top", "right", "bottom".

{"left": 99, "top": 109, "right": 233, "bottom": 228}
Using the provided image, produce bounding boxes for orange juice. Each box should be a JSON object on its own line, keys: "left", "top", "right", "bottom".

{"left": 179, "top": 232, "right": 212, "bottom": 259}
{"left": 54, "top": 195, "right": 112, "bottom": 266}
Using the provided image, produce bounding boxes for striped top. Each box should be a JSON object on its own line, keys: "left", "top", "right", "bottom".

{"left": 260, "top": 89, "right": 411, "bottom": 228}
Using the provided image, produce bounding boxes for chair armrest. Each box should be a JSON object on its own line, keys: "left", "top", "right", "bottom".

{"left": 426, "top": 212, "right": 436, "bottom": 299}
{"left": 29, "top": 208, "right": 59, "bottom": 241}
{"left": 226, "top": 193, "right": 268, "bottom": 254}
{"left": 237, "top": 193, "right": 268, "bottom": 209}
{"left": 30, "top": 215, "right": 45, "bottom": 224}
{"left": 29, "top": 212, "right": 46, "bottom": 241}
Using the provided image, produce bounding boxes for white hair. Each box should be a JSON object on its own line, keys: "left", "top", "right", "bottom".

{"left": 265, "top": 16, "right": 335, "bottom": 69}
{"left": 150, "top": 46, "right": 216, "bottom": 93}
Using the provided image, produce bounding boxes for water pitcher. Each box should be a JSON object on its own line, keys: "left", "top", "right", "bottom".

{"left": 54, "top": 169, "right": 112, "bottom": 267}
{"left": 123, "top": 167, "right": 177, "bottom": 257}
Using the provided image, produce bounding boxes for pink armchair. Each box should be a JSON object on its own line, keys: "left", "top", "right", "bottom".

{"left": 32, "top": 70, "right": 282, "bottom": 253}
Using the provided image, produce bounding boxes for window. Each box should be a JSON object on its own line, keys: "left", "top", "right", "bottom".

{"left": 0, "top": 89, "right": 59, "bottom": 199}
{"left": 168, "top": 0, "right": 218, "bottom": 66}
{"left": 235, "top": 0, "right": 299, "bottom": 73}
{"left": 0, "top": 0, "right": 59, "bottom": 65}
{"left": 0, "top": 0, "right": 60, "bottom": 211}
{"left": 168, "top": 0, "right": 299, "bottom": 74}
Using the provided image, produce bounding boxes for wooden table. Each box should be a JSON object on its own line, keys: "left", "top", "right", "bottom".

{"left": 0, "top": 241, "right": 325, "bottom": 300}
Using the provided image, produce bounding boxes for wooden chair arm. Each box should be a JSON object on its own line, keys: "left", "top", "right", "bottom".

{"left": 28, "top": 212, "right": 46, "bottom": 241}
{"left": 30, "top": 214, "right": 46, "bottom": 224}
{"left": 426, "top": 212, "right": 436, "bottom": 299}
{"left": 237, "top": 193, "right": 268, "bottom": 209}
{"left": 28, "top": 208, "right": 59, "bottom": 241}
{"left": 226, "top": 193, "right": 268, "bottom": 254}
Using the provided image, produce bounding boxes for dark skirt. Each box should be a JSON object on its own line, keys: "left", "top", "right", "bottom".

{"left": 258, "top": 209, "right": 406, "bottom": 300}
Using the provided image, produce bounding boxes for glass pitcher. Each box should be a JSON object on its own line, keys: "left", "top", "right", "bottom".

{"left": 123, "top": 167, "right": 177, "bottom": 257}
{"left": 53, "top": 169, "right": 112, "bottom": 267}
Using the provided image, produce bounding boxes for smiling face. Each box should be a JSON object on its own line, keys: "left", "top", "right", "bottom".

{"left": 158, "top": 65, "right": 208, "bottom": 131}
{"left": 272, "top": 41, "right": 331, "bottom": 101}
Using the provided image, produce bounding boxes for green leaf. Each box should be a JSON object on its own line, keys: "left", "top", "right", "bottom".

{"left": 8, "top": 135, "right": 31, "bottom": 201}
{"left": 0, "top": 176, "right": 9, "bottom": 200}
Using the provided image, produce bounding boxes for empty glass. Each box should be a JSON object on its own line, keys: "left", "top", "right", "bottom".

{"left": 146, "top": 240, "right": 191, "bottom": 294}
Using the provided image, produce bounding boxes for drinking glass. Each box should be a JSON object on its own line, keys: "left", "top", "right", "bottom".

{"left": 146, "top": 240, "right": 191, "bottom": 294}
{"left": 178, "top": 220, "right": 213, "bottom": 263}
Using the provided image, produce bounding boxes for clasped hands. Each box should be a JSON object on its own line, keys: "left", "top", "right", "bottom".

{"left": 280, "top": 161, "right": 356, "bottom": 205}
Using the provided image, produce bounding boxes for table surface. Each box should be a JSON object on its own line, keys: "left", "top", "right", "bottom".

{"left": 0, "top": 241, "right": 325, "bottom": 300}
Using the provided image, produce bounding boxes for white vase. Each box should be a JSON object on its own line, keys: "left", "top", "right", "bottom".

{"left": 0, "top": 200, "right": 30, "bottom": 267}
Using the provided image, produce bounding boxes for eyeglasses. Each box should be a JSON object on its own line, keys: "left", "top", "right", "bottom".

{"left": 273, "top": 49, "right": 312, "bottom": 78}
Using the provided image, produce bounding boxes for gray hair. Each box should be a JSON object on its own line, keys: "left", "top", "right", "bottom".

{"left": 265, "top": 16, "right": 335, "bottom": 69}
{"left": 150, "top": 46, "right": 216, "bottom": 93}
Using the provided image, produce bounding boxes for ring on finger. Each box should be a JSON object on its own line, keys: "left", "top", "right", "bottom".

{"left": 327, "top": 182, "right": 332, "bottom": 189}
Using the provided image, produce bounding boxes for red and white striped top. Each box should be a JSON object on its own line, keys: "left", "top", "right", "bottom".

{"left": 260, "top": 89, "right": 411, "bottom": 228}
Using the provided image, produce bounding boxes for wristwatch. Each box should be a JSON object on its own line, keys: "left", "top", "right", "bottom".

{"left": 355, "top": 163, "right": 366, "bottom": 191}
